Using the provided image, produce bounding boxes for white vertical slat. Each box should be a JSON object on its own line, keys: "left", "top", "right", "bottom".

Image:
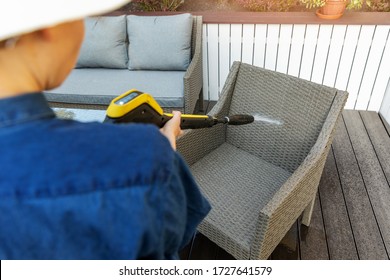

{"left": 253, "top": 24, "right": 267, "bottom": 68}
{"left": 230, "top": 24, "right": 242, "bottom": 65}
{"left": 334, "top": 25, "right": 361, "bottom": 98}
{"left": 219, "top": 24, "right": 231, "bottom": 95}
{"left": 299, "top": 24, "right": 319, "bottom": 81}
{"left": 242, "top": 24, "right": 255, "bottom": 64}
{"left": 265, "top": 24, "right": 280, "bottom": 71}
{"left": 345, "top": 25, "right": 376, "bottom": 109}
{"left": 356, "top": 26, "right": 390, "bottom": 110}
{"left": 288, "top": 24, "right": 306, "bottom": 77}
{"left": 379, "top": 79, "right": 390, "bottom": 122}
{"left": 370, "top": 30, "right": 390, "bottom": 111}
{"left": 311, "top": 25, "right": 333, "bottom": 84}
{"left": 202, "top": 24, "right": 209, "bottom": 101}
{"left": 323, "top": 25, "right": 347, "bottom": 88}
{"left": 276, "top": 24, "right": 293, "bottom": 74}
{"left": 207, "top": 24, "right": 219, "bottom": 100}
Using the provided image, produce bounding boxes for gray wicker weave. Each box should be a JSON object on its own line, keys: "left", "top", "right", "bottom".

{"left": 177, "top": 62, "right": 348, "bottom": 260}
{"left": 47, "top": 16, "right": 203, "bottom": 114}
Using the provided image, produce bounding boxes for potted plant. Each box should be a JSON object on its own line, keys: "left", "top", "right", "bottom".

{"left": 300, "top": 0, "right": 369, "bottom": 19}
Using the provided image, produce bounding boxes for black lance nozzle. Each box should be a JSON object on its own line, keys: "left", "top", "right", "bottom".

{"left": 216, "top": 114, "right": 255, "bottom": 125}
{"left": 171, "top": 114, "right": 255, "bottom": 129}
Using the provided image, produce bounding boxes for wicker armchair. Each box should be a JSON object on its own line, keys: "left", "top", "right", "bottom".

{"left": 177, "top": 62, "right": 348, "bottom": 259}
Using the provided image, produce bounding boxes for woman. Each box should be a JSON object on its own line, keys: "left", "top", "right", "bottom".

{"left": 0, "top": 0, "right": 210, "bottom": 259}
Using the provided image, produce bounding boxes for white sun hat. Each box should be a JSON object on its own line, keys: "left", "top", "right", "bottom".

{"left": 0, "top": 0, "right": 131, "bottom": 41}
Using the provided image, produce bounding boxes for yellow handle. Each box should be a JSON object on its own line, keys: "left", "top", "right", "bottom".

{"left": 107, "top": 89, "right": 164, "bottom": 118}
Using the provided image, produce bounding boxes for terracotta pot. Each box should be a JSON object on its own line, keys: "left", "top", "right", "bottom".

{"left": 316, "top": 0, "right": 346, "bottom": 19}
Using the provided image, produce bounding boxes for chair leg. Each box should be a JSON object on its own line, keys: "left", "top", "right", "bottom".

{"left": 302, "top": 197, "right": 316, "bottom": 226}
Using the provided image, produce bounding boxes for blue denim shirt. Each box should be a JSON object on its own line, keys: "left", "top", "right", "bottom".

{"left": 0, "top": 93, "right": 210, "bottom": 259}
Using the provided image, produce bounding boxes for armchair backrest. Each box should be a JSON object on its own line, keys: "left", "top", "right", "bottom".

{"left": 227, "top": 62, "right": 338, "bottom": 173}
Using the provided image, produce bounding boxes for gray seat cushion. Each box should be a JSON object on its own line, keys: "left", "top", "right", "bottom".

{"left": 45, "top": 68, "right": 186, "bottom": 108}
{"left": 190, "top": 142, "right": 291, "bottom": 252}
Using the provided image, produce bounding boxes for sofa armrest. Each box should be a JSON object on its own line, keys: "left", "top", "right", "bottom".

{"left": 183, "top": 16, "right": 203, "bottom": 114}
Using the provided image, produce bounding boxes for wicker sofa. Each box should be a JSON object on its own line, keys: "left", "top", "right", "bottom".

{"left": 45, "top": 14, "right": 203, "bottom": 114}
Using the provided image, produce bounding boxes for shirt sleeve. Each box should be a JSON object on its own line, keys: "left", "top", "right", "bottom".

{"left": 0, "top": 155, "right": 210, "bottom": 260}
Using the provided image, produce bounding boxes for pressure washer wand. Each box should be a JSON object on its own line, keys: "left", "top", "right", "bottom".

{"left": 172, "top": 114, "right": 254, "bottom": 129}
{"left": 104, "top": 89, "right": 254, "bottom": 129}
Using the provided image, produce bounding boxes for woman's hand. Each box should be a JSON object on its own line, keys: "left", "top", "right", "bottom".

{"left": 160, "top": 111, "right": 183, "bottom": 150}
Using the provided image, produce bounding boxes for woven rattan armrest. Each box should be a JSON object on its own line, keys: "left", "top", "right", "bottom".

{"left": 177, "top": 125, "right": 225, "bottom": 166}
{"left": 177, "top": 62, "right": 242, "bottom": 164}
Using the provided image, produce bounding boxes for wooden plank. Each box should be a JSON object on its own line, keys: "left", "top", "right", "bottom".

{"left": 202, "top": 24, "right": 210, "bottom": 101}
{"left": 276, "top": 24, "right": 293, "bottom": 74}
{"left": 332, "top": 111, "right": 388, "bottom": 259}
{"left": 299, "top": 193, "right": 329, "bottom": 260}
{"left": 345, "top": 111, "right": 390, "bottom": 257}
{"left": 334, "top": 25, "right": 360, "bottom": 97}
{"left": 380, "top": 91, "right": 390, "bottom": 126}
{"left": 253, "top": 24, "right": 267, "bottom": 68}
{"left": 242, "top": 24, "right": 255, "bottom": 65}
{"left": 380, "top": 113, "right": 390, "bottom": 136}
{"left": 230, "top": 24, "right": 242, "bottom": 65}
{"left": 368, "top": 31, "right": 390, "bottom": 111}
{"left": 361, "top": 111, "right": 390, "bottom": 184}
{"left": 207, "top": 24, "right": 220, "bottom": 100}
{"left": 323, "top": 25, "right": 347, "bottom": 88}
{"left": 188, "top": 233, "right": 219, "bottom": 260}
{"left": 356, "top": 26, "right": 390, "bottom": 110}
{"left": 311, "top": 25, "right": 333, "bottom": 84}
{"left": 318, "top": 150, "right": 358, "bottom": 259}
{"left": 264, "top": 24, "right": 280, "bottom": 71}
{"left": 219, "top": 24, "right": 231, "bottom": 92}
{"left": 299, "top": 24, "right": 319, "bottom": 81}
{"left": 287, "top": 24, "right": 305, "bottom": 78}
{"left": 379, "top": 80, "right": 390, "bottom": 122}
{"left": 345, "top": 25, "right": 376, "bottom": 109}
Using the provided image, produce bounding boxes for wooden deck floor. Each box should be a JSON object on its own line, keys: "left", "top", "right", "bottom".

{"left": 180, "top": 109, "right": 390, "bottom": 260}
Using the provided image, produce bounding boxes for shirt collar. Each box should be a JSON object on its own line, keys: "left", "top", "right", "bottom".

{"left": 0, "top": 92, "right": 55, "bottom": 127}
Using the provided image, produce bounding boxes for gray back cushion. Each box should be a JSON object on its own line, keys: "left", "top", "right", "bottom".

{"left": 127, "top": 14, "right": 193, "bottom": 71}
{"left": 76, "top": 16, "right": 128, "bottom": 69}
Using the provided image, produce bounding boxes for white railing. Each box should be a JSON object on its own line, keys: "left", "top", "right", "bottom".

{"left": 202, "top": 23, "right": 390, "bottom": 112}
{"left": 380, "top": 79, "right": 390, "bottom": 124}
